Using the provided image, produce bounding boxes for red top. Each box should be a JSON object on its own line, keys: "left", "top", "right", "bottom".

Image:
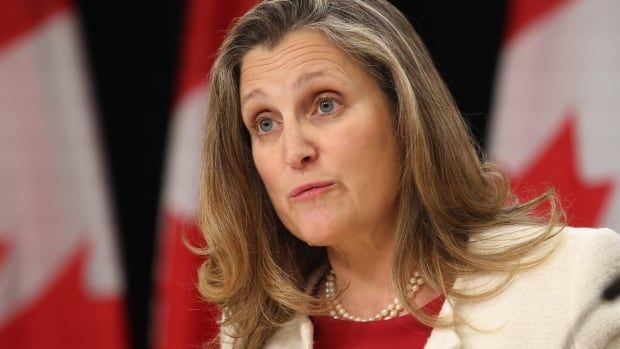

{"left": 311, "top": 296, "right": 445, "bottom": 349}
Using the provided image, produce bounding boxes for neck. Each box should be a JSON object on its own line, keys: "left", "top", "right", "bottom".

{"left": 325, "top": 229, "right": 398, "bottom": 318}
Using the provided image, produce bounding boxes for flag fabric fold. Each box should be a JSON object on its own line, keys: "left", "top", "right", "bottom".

{"left": 152, "top": 1, "right": 257, "bottom": 349}
{"left": 0, "top": 0, "right": 128, "bottom": 348}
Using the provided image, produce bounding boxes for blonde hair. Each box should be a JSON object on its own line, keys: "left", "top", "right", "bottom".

{"left": 196, "top": 0, "right": 563, "bottom": 347}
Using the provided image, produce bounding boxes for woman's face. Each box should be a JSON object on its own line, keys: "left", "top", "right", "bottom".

{"left": 239, "top": 30, "right": 402, "bottom": 247}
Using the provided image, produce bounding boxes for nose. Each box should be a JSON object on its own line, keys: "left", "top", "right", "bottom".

{"left": 283, "top": 121, "right": 317, "bottom": 169}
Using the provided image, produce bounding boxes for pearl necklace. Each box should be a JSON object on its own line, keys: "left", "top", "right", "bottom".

{"left": 323, "top": 268, "right": 424, "bottom": 322}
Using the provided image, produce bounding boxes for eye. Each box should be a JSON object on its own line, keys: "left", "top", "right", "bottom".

{"left": 257, "top": 118, "right": 275, "bottom": 133}
{"left": 319, "top": 99, "right": 334, "bottom": 114}
{"left": 316, "top": 97, "right": 341, "bottom": 115}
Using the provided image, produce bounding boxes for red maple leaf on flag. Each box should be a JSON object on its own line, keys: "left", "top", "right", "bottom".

{"left": 0, "top": 243, "right": 128, "bottom": 349}
{"left": 510, "top": 114, "right": 614, "bottom": 227}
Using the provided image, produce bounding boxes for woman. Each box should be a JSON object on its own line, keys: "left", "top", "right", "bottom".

{"left": 196, "top": 0, "right": 620, "bottom": 348}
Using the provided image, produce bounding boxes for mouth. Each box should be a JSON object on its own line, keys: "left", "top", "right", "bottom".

{"left": 289, "top": 181, "right": 335, "bottom": 200}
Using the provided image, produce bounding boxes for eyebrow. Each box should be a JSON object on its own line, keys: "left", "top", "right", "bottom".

{"left": 240, "top": 70, "right": 329, "bottom": 108}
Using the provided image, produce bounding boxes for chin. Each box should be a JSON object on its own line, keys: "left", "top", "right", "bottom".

{"left": 295, "top": 223, "right": 346, "bottom": 247}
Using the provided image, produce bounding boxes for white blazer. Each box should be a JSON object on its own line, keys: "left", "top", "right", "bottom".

{"left": 222, "top": 226, "right": 620, "bottom": 348}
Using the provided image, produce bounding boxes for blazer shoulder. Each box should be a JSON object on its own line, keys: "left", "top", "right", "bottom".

{"left": 560, "top": 225, "right": 620, "bottom": 241}
{"left": 559, "top": 226, "right": 620, "bottom": 348}
{"left": 558, "top": 226, "right": 620, "bottom": 261}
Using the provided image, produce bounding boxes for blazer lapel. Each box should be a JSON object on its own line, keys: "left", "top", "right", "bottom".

{"left": 424, "top": 299, "right": 462, "bottom": 349}
{"left": 264, "top": 314, "right": 314, "bottom": 349}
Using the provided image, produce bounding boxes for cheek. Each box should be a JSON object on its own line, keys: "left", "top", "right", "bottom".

{"left": 253, "top": 149, "right": 273, "bottom": 186}
{"left": 252, "top": 148, "right": 283, "bottom": 205}
{"left": 335, "top": 117, "right": 395, "bottom": 167}
{"left": 334, "top": 114, "right": 401, "bottom": 195}
{"left": 252, "top": 147, "right": 300, "bottom": 233}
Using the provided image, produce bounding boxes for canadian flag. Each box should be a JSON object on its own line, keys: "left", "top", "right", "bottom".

{"left": 489, "top": 0, "right": 619, "bottom": 230}
{"left": 0, "top": 0, "right": 128, "bottom": 348}
{"left": 152, "top": 1, "right": 257, "bottom": 349}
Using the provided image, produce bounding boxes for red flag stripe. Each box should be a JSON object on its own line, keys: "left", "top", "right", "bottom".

{"left": 152, "top": 212, "right": 219, "bottom": 349}
{"left": 174, "top": 0, "right": 257, "bottom": 103}
{"left": 504, "top": 0, "right": 571, "bottom": 44}
{"left": 0, "top": 0, "right": 69, "bottom": 51}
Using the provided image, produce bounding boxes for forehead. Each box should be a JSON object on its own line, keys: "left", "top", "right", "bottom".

{"left": 239, "top": 30, "right": 357, "bottom": 94}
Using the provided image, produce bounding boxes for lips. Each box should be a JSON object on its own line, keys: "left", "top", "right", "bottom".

{"left": 289, "top": 181, "right": 335, "bottom": 199}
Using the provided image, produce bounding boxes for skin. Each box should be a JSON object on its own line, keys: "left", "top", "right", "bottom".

{"left": 239, "top": 29, "right": 436, "bottom": 317}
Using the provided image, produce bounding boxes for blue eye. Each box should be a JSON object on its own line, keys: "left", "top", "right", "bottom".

{"left": 318, "top": 99, "right": 335, "bottom": 114}
{"left": 258, "top": 118, "right": 274, "bottom": 133}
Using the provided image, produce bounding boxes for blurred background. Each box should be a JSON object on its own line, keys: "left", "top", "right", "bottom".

{"left": 1, "top": 1, "right": 618, "bottom": 349}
